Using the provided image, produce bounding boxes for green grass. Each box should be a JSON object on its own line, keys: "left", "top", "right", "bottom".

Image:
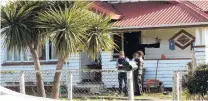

{"left": 60, "top": 93, "right": 173, "bottom": 100}
{"left": 135, "top": 93, "right": 172, "bottom": 100}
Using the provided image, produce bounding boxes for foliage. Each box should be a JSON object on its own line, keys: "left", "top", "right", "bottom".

{"left": 36, "top": 1, "right": 92, "bottom": 58}
{"left": 84, "top": 13, "right": 116, "bottom": 59}
{"left": 1, "top": 1, "right": 52, "bottom": 97}
{"left": 182, "top": 88, "right": 192, "bottom": 100}
{"left": 186, "top": 63, "right": 208, "bottom": 97}
{"left": 1, "top": 1, "right": 50, "bottom": 51}
{"left": 37, "top": 1, "right": 117, "bottom": 59}
{"left": 0, "top": 70, "right": 15, "bottom": 74}
{"left": 2, "top": 1, "right": 117, "bottom": 98}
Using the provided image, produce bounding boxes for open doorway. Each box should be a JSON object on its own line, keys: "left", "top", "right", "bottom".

{"left": 124, "top": 32, "right": 143, "bottom": 60}
{"left": 124, "top": 31, "right": 145, "bottom": 95}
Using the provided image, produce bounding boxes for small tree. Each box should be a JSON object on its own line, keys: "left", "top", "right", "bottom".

{"left": 37, "top": 1, "right": 91, "bottom": 98}
{"left": 84, "top": 13, "right": 116, "bottom": 60}
{"left": 37, "top": 1, "right": 116, "bottom": 99}
{"left": 1, "top": 1, "right": 49, "bottom": 97}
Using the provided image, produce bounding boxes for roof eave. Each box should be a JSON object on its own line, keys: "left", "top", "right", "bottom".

{"left": 110, "top": 22, "right": 208, "bottom": 31}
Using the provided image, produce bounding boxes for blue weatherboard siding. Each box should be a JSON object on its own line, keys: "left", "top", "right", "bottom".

{"left": 101, "top": 51, "right": 191, "bottom": 88}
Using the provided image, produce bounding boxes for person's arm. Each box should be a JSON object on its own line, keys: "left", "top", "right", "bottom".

{"left": 125, "top": 58, "right": 130, "bottom": 62}
{"left": 116, "top": 59, "right": 121, "bottom": 68}
{"left": 116, "top": 59, "right": 119, "bottom": 68}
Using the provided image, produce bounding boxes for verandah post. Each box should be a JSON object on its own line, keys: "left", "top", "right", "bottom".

{"left": 176, "top": 72, "right": 182, "bottom": 101}
{"left": 20, "top": 71, "right": 25, "bottom": 94}
{"left": 67, "top": 71, "right": 73, "bottom": 101}
{"left": 203, "top": 27, "right": 208, "bottom": 64}
{"left": 127, "top": 70, "right": 134, "bottom": 101}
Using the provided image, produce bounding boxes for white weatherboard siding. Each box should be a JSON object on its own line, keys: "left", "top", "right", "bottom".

{"left": 101, "top": 52, "right": 118, "bottom": 88}
{"left": 80, "top": 52, "right": 94, "bottom": 80}
{"left": 144, "top": 59, "right": 191, "bottom": 88}
{"left": 0, "top": 37, "right": 2, "bottom": 64}
{"left": 101, "top": 51, "right": 191, "bottom": 88}
{"left": 1, "top": 53, "right": 81, "bottom": 86}
{"left": 194, "top": 27, "right": 208, "bottom": 64}
{"left": 194, "top": 47, "right": 206, "bottom": 64}
{"left": 204, "top": 27, "right": 208, "bottom": 64}
{"left": 0, "top": 36, "right": 6, "bottom": 64}
{"left": 142, "top": 28, "right": 195, "bottom": 59}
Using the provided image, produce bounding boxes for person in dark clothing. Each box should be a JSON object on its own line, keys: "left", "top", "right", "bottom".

{"left": 134, "top": 51, "right": 144, "bottom": 96}
{"left": 116, "top": 51, "right": 128, "bottom": 95}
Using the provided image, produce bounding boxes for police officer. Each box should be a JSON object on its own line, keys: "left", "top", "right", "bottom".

{"left": 116, "top": 51, "right": 129, "bottom": 96}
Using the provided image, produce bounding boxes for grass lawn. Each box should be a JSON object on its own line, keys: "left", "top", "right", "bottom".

{"left": 135, "top": 93, "right": 172, "bottom": 100}
{"left": 62, "top": 93, "right": 173, "bottom": 101}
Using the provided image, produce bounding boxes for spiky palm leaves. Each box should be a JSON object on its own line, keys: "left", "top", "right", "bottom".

{"left": 2, "top": 1, "right": 117, "bottom": 98}
{"left": 1, "top": 1, "right": 50, "bottom": 97}
{"left": 37, "top": 2, "right": 91, "bottom": 58}
{"left": 85, "top": 14, "right": 115, "bottom": 59}
{"left": 1, "top": 1, "right": 39, "bottom": 51}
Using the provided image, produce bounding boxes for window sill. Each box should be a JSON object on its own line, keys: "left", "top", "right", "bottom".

{"left": 1, "top": 61, "right": 58, "bottom": 66}
{"left": 193, "top": 45, "right": 205, "bottom": 48}
{"left": 144, "top": 58, "right": 192, "bottom": 60}
{"left": 110, "top": 59, "right": 117, "bottom": 62}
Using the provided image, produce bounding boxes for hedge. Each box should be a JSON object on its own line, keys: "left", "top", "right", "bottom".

{"left": 186, "top": 64, "right": 208, "bottom": 97}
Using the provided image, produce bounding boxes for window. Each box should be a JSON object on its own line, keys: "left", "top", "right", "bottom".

{"left": 5, "top": 47, "right": 44, "bottom": 62}
{"left": 6, "top": 49, "right": 28, "bottom": 62}
{"left": 5, "top": 40, "right": 57, "bottom": 62}
{"left": 49, "top": 41, "right": 57, "bottom": 60}
{"left": 6, "top": 50, "right": 13, "bottom": 61}
{"left": 14, "top": 50, "right": 21, "bottom": 61}
{"left": 39, "top": 45, "right": 46, "bottom": 60}
{"left": 113, "top": 34, "right": 122, "bottom": 59}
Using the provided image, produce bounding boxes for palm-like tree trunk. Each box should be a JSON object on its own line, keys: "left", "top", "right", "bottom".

{"left": 51, "top": 57, "right": 67, "bottom": 99}
{"left": 30, "top": 49, "right": 46, "bottom": 97}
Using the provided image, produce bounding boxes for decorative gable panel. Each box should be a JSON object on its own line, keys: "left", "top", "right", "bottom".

{"left": 169, "top": 29, "right": 195, "bottom": 50}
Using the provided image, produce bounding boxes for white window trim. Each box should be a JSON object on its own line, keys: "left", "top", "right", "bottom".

{"left": 201, "top": 28, "right": 206, "bottom": 45}
{"left": 204, "top": 27, "right": 208, "bottom": 64}
{"left": 45, "top": 40, "right": 49, "bottom": 61}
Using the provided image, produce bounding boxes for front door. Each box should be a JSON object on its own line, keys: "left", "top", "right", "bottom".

{"left": 124, "top": 32, "right": 141, "bottom": 60}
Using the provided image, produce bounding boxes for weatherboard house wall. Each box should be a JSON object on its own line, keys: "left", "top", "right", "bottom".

{"left": 0, "top": 38, "right": 81, "bottom": 86}
{"left": 0, "top": 27, "right": 207, "bottom": 88}
{"left": 101, "top": 28, "right": 195, "bottom": 88}
{"left": 1, "top": 1, "right": 208, "bottom": 89}
{"left": 142, "top": 28, "right": 195, "bottom": 59}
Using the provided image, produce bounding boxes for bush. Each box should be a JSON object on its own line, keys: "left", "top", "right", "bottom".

{"left": 186, "top": 64, "right": 208, "bottom": 97}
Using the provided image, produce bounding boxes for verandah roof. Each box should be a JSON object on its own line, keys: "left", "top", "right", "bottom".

{"left": 188, "top": 1, "right": 208, "bottom": 12}
{"left": 92, "top": 1, "right": 208, "bottom": 30}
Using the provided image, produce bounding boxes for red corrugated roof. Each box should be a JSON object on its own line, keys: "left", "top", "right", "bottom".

{"left": 91, "top": 1, "right": 208, "bottom": 28}
{"left": 176, "top": 1, "right": 208, "bottom": 19}
{"left": 111, "top": 2, "right": 208, "bottom": 27}
{"left": 91, "top": 1, "right": 122, "bottom": 19}
{"left": 188, "top": 1, "right": 208, "bottom": 11}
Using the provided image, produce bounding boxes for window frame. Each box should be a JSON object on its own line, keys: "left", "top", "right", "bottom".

{"left": 4, "top": 40, "right": 58, "bottom": 63}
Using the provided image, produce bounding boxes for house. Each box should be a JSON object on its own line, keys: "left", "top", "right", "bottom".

{"left": 1, "top": 1, "right": 208, "bottom": 91}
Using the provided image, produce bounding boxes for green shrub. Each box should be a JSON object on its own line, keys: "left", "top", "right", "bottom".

{"left": 182, "top": 88, "right": 191, "bottom": 100}
{"left": 186, "top": 64, "right": 208, "bottom": 97}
